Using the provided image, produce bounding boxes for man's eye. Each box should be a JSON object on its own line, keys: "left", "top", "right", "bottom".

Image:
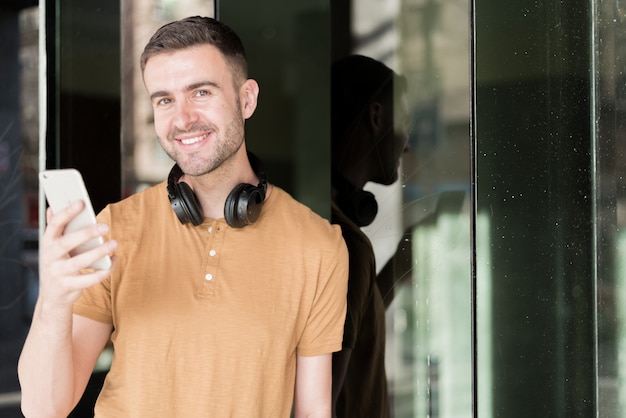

{"left": 157, "top": 98, "right": 172, "bottom": 106}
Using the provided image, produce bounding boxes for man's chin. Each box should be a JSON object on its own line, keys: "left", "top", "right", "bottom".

{"left": 382, "top": 172, "right": 400, "bottom": 186}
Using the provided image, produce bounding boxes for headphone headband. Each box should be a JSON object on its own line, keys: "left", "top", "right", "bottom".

{"left": 246, "top": 151, "right": 268, "bottom": 197}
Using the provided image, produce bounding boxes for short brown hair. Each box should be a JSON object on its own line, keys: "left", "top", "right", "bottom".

{"left": 331, "top": 55, "right": 406, "bottom": 142}
{"left": 140, "top": 16, "right": 248, "bottom": 82}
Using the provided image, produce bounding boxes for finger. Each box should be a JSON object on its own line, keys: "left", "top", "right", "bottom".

{"left": 44, "top": 200, "right": 85, "bottom": 239}
{"left": 40, "top": 246, "right": 117, "bottom": 297}
{"left": 74, "top": 268, "right": 114, "bottom": 289}
{"left": 42, "top": 267, "right": 113, "bottom": 305}
{"left": 65, "top": 239, "right": 118, "bottom": 272}
{"left": 45, "top": 224, "right": 114, "bottom": 270}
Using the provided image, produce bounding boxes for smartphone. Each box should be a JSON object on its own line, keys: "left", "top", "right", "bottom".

{"left": 39, "top": 169, "right": 112, "bottom": 270}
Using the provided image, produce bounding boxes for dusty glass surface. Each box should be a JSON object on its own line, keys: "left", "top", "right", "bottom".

{"left": 594, "top": 1, "right": 626, "bottom": 416}
{"left": 474, "top": 0, "right": 597, "bottom": 417}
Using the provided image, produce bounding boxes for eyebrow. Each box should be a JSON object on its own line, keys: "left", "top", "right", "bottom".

{"left": 150, "top": 80, "right": 221, "bottom": 101}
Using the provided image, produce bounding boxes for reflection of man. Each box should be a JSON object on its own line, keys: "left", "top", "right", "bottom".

{"left": 330, "top": 55, "right": 409, "bottom": 418}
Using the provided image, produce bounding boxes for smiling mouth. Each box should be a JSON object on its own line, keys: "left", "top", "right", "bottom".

{"left": 178, "top": 133, "right": 209, "bottom": 145}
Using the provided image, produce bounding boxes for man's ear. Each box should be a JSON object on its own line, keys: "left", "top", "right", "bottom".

{"left": 368, "top": 101, "right": 384, "bottom": 135}
{"left": 241, "top": 79, "right": 259, "bottom": 120}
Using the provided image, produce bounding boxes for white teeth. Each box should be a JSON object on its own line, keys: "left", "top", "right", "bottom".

{"left": 180, "top": 134, "right": 206, "bottom": 145}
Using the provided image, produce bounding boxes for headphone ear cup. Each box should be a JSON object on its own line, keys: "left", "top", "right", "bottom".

{"left": 173, "top": 182, "right": 204, "bottom": 226}
{"left": 224, "top": 183, "right": 265, "bottom": 228}
{"left": 332, "top": 170, "right": 378, "bottom": 227}
{"left": 336, "top": 188, "right": 378, "bottom": 227}
{"left": 348, "top": 189, "right": 378, "bottom": 227}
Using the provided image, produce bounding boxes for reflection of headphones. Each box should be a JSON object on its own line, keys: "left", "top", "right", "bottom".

{"left": 332, "top": 170, "right": 378, "bottom": 227}
{"left": 167, "top": 152, "right": 268, "bottom": 228}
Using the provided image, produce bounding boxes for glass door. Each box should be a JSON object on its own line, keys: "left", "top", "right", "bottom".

{"left": 220, "top": 0, "right": 474, "bottom": 416}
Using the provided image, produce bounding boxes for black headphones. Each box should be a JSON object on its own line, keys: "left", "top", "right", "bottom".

{"left": 332, "top": 169, "right": 378, "bottom": 227}
{"left": 167, "top": 152, "right": 268, "bottom": 228}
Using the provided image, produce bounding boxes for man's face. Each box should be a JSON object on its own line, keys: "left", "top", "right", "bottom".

{"left": 372, "top": 92, "right": 410, "bottom": 186}
{"left": 143, "top": 44, "right": 252, "bottom": 176}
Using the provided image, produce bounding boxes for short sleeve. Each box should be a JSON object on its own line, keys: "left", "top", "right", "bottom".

{"left": 297, "top": 227, "right": 349, "bottom": 357}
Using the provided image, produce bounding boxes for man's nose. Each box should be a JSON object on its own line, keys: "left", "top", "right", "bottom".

{"left": 173, "top": 101, "right": 199, "bottom": 129}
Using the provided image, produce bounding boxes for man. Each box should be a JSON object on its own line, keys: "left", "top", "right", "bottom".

{"left": 19, "top": 16, "right": 348, "bottom": 417}
{"left": 330, "top": 55, "right": 409, "bottom": 418}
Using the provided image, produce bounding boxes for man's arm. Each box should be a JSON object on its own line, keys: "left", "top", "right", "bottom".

{"left": 19, "top": 313, "right": 111, "bottom": 417}
{"left": 18, "top": 202, "right": 116, "bottom": 417}
{"left": 294, "top": 353, "right": 333, "bottom": 418}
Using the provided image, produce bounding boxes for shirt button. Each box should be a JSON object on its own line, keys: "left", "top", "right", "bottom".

{"left": 205, "top": 274, "right": 213, "bottom": 281}
{"left": 209, "top": 249, "right": 216, "bottom": 257}
{"left": 207, "top": 226, "right": 213, "bottom": 233}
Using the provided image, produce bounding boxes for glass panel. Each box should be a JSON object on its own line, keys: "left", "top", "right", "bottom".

{"left": 473, "top": 1, "right": 596, "bottom": 417}
{"left": 0, "top": 5, "right": 39, "bottom": 417}
{"left": 595, "top": 2, "right": 626, "bottom": 417}
{"left": 363, "top": 1, "right": 473, "bottom": 416}
{"left": 221, "top": 2, "right": 473, "bottom": 417}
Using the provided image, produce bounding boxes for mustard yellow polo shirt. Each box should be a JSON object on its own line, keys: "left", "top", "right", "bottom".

{"left": 74, "top": 182, "right": 348, "bottom": 417}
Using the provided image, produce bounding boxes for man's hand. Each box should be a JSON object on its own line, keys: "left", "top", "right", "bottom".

{"left": 39, "top": 200, "right": 117, "bottom": 307}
